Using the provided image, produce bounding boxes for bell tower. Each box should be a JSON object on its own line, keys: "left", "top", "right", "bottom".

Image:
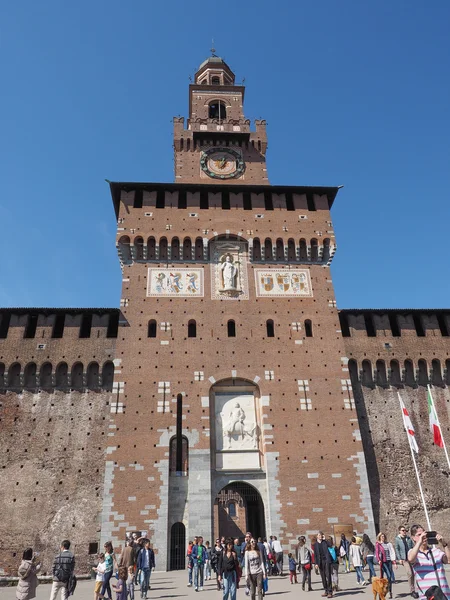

{"left": 173, "top": 53, "right": 269, "bottom": 185}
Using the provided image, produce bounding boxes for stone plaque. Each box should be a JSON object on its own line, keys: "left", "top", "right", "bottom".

{"left": 215, "top": 392, "right": 258, "bottom": 451}
{"left": 147, "top": 268, "right": 204, "bottom": 297}
{"left": 255, "top": 269, "right": 312, "bottom": 297}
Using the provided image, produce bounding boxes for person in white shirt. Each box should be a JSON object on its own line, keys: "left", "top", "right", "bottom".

{"left": 93, "top": 554, "right": 106, "bottom": 600}
{"left": 271, "top": 536, "right": 284, "bottom": 576}
{"left": 245, "top": 540, "right": 267, "bottom": 600}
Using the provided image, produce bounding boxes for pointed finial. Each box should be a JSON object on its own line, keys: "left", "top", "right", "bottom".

{"left": 211, "top": 39, "right": 216, "bottom": 56}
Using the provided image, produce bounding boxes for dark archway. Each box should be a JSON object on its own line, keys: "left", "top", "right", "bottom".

{"left": 170, "top": 522, "right": 186, "bottom": 570}
{"left": 214, "top": 482, "right": 265, "bottom": 541}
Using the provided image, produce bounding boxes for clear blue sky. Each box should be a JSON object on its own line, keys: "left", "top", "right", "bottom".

{"left": 1, "top": 1, "right": 449, "bottom": 309}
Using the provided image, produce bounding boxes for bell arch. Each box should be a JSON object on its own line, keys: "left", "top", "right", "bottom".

{"left": 214, "top": 481, "right": 266, "bottom": 541}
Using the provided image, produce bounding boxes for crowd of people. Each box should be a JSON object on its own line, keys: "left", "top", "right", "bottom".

{"left": 12, "top": 524, "right": 450, "bottom": 600}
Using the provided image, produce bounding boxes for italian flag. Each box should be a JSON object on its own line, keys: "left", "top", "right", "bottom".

{"left": 398, "top": 393, "right": 419, "bottom": 453}
{"left": 427, "top": 386, "right": 444, "bottom": 448}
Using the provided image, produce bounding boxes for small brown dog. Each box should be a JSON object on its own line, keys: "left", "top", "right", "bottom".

{"left": 372, "top": 577, "right": 389, "bottom": 600}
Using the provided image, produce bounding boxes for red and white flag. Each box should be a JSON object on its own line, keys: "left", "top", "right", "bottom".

{"left": 398, "top": 393, "right": 419, "bottom": 453}
{"left": 427, "top": 386, "right": 444, "bottom": 448}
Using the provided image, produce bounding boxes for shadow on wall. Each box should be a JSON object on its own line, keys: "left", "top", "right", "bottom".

{"left": 349, "top": 359, "right": 380, "bottom": 533}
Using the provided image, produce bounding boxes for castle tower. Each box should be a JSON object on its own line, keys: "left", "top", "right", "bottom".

{"left": 104, "top": 54, "right": 375, "bottom": 570}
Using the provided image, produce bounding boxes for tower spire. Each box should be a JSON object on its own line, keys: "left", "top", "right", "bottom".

{"left": 211, "top": 39, "right": 217, "bottom": 57}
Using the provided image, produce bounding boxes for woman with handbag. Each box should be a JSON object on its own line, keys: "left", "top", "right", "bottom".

{"left": 218, "top": 539, "right": 239, "bottom": 600}
{"left": 16, "top": 548, "right": 41, "bottom": 600}
{"left": 297, "top": 536, "right": 313, "bottom": 591}
{"left": 376, "top": 532, "right": 397, "bottom": 599}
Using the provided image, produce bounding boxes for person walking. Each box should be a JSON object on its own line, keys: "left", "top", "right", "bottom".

{"left": 395, "top": 525, "right": 417, "bottom": 598}
{"left": 326, "top": 536, "right": 340, "bottom": 592}
{"left": 187, "top": 539, "right": 195, "bottom": 587}
{"left": 297, "top": 536, "right": 313, "bottom": 592}
{"left": 93, "top": 553, "right": 106, "bottom": 600}
{"left": 16, "top": 548, "right": 41, "bottom": 600}
{"left": 126, "top": 566, "right": 135, "bottom": 600}
{"left": 211, "top": 538, "right": 223, "bottom": 591}
{"left": 313, "top": 532, "right": 333, "bottom": 598}
{"left": 408, "top": 524, "right": 450, "bottom": 600}
{"left": 204, "top": 541, "right": 212, "bottom": 581}
{"left": 288, "top": 553, "right": 298, "bottom": 584}
{"left": 349, "top": 537, "right": 366, "bottom": 586}
{"left": 245, "top": 539, "right": 267, "bottom": 600}
{"left": 112, "top": 567, "right": 128, "bottom": 600}
{"left": 376, "top": 532, "right": 397, "bottom": 599}
{"left": 240, "top": 534, "right": 251, "bottom": 574}
{"left": 218, "top": 540, "right": 239, "bottom": 600}
{"left": 136, "top": 540, "right": 155, "bottom": 599}
{"left": 100, "top": 542, "right": 116, "bottom": 600}
{"left": 49, "top": 540, "right": 75, "bottom": 600}
{"left": 272, "top": 536, "right": 284, "bottom": 576}
{"left": 361, "top": 534, "right": 377, "bottom": 583}
{"left": 119, "top": 540, "right": 135, "bottom": 570}
{"left": 339, "top": 534, "right": 350, "bottom": 573}
{"left": 192, "top": 535, "right": 206, "bottom": 591}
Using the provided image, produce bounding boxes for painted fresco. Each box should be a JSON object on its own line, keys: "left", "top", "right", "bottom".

{"left": 147, "top": 268, "right": 204, "bottom": 297}
{"left": 254, "top": 269, "right": 312, "bottom": 297}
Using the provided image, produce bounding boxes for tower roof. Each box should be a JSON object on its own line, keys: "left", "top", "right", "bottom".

{"left": 195, "top": 54, "right": 235, "bottom": 85}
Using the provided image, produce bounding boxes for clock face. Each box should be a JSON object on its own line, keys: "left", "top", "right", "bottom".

{"left": 200, "top": 147, "right": 245, "bottom": 179}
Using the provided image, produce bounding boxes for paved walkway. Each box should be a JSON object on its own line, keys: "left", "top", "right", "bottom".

{"left": 0, "top": 567, "right": 421, "bottom": 600}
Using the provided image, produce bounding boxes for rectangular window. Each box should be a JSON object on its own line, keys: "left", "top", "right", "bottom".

{"left": 339, "top": 313, "right": 351, "bottom": 337}
{"left": 133, "top": 189, "right": 143, "bottom": 208}
{"left": 388, "top": 313, "right": 401, "bottom": 337}
{"left": 0, "top": 313, "right": 11, "bottom": 339}
{"left": 264, "top": 190, "right": 273, "bottom": 211}
{"left": 243, "top": 192, "right": 252, "bottom": 210}
{"left": 24, "top": 314, "right": 38, "bottom": 339}
{"left": 413, "top": 314, "right": 425, "bottom": 337}
{"left": 79, "top": 313, "right": 93, "bottom": 338}
{"left": 107, "top": 312, "right": 119, "bottom": 338}
{"left": 222, "top": 191, "right": 230, "bottom": 210}
{"left": 306, "top": 193, "right": 316, "bottom": 211}
{"left": 156, "top": 190, "right": 165, "bottom": 208}
{"left": 364, "top": 313, "right": 376, "bottom": 337}
{"left": 178, "top": 190, "right": 187, "bottom": 209}
{"left": 52, "top": 314, "right": 65, "bottom": 338}
{"left": 200, "top": 191, "right": 209, "bottom": 209}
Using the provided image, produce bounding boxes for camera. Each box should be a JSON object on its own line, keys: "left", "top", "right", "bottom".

{"left": 426, "top": 531, "right": 438, "bottom": 545}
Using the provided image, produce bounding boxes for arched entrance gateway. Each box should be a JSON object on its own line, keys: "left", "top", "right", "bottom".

{"left": 210, "top": 378, "right": 267, "bottom": 540}
{"left": 169, "top": 522, "right": 186, "bottom": 570}
{"left": 215, "top": 482, "right": 266, "bottom": 540}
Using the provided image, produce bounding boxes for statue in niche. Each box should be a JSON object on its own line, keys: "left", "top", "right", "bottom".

{"left": 221, "top": 402, "right": 257, "bottom": 450}
{"left": 219, "top": 254, "right": 240, "bottom": 292}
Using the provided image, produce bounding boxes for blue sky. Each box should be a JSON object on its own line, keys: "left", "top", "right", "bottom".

{"left": 1, "top": 1, "right": 449, "bottom": 309}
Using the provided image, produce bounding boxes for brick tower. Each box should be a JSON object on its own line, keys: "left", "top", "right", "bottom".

{"left": 104, "top": 54, "right": 375, "bottom": 570}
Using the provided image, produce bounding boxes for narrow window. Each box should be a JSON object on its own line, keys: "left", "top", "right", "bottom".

{"left": 87, "top": 362, "right": 100, "bottom": 390}
{"left": 40, "top": 362, "right": 53, "bottom": 388}
{"left": 348, "top": 359, "right": 358, "bottom": 386}
{"left": 0, "top": 362, "right": 4, "bottom": 388}
{"left": 55, "top": 362, "right": 68, "bottom": 389}
{"left": 431, "top": 359, "right": 443, "bottom": 386}
{"left": 437, "top": 314, "right": 449, "bottom": 337}
{"left": 24, "top": 314, "right": 38, "bottom": 339}
{"left": 156, "top": 189, "right": 165, "bottom": 208}
{"left": 264, "top": 239, "right": 272, "bottom": 261}
{"left": 200, "top": 191, "right": 209, "bottom": 209}
{"left": 376, "top": 360, "right": 388, "bottom": 387}
{"left": 107, "top": 312, "right": 119, "bottom": 338}
{"left": 71, "top": 362, "right": 84, "bottom": 389}
{"left": 404, "top": 360, "right": 415, "bottom": 387}
{"left": 364, "top": 313, "right": 376, "bottom": 337}
{"left": 389, "top": 360, "right": 402, "bottom": 387}
{"left": 52, "top": 314, "right": 65, "bottom": 339}
{"left": 228, "top": 502, "right": 236, "bottom": 517}
{"left": 188, "top": 320, "right": 197, "bottom": 338}
{"left": 133, "top": 189, "right": 143, "bottom": 208}
{"left": 253, "top": 239, "right": 261, "bottom": 261}
{"left": 171, "top": 238, "right": 180, "bottom": 260}
{"left": 446, "top": 360, "right": 450, "bottom": 386}
{"left": 148, "top": 320, "right": 157, "bottom": 338}
{"left": 306, "top": 193, "right": 316, "bottom": 211}
{"left": 310, "top": 239, "right": 318, "bottom": 262}
{"left": 222, "top": 191, "right": 230, "bottom": 210}
{"left": 243, "top": 192, "right": 252, "bottom": 210}
{"left": 418, "top": 359, "right": 428, "bottom": 386}
{"left": 266, "top": 320, "right": 274, "bottom": 338}
{"left": 299, "top": 239, "right": 308, "bottom": 261}
{"left": 134, "top": 236, "right": 144, "bottom": 260}
{"left": 287, "top": 239, "right": 296, "bottom": 261}
{"left": 362, "top": 360, "right": 373, "bottom": 387}
{"left": 285, "top": 193, "right": 294, "bottom": 211}
{"left": 322, "top": 239, "right": 331, "bottom": 262}
{"left": 178, "top": 190, "right": 187, "bottom": 209}
{"left": 195, "top": 238, "right": 204, "bottom": 261}
{"left": 227, "top": 320, "right": 236, "bottom": 337}
{"left": 264, "top": 190, "right": 273, "bottom": 211}
{"left": 147, "top": 237, "right": 156, "bottom": 260}
{"left": 388, "top": 313, "right": 401, "bottom": 337}
{"left": 183, "top": 238, "right": 192, "bottom": 260}
{"left": 413, "top": 314, "right": 425, "bottom": 337}
{"left": 0, "top": 313, "right": 11, "bottom": 339}
{"left": 79, "top": 313, "right": 92, "bottom": 338}
{"left": 209, "top": 101, "right": 226, "bottom": 119}
{"left": 8, "top": 363, "right": 21, "bottom": 389}
{"left": 339, "top": 313, "right": 351, "bottom": 337}
{"left": 276, "top": 239, "right": 284, "bottom": 261}
{"left": 24, "top": 363, "right": 37, "bottom": 389}
{"left": 159, "top": 238, "right": 168, "bottom": 260}
{"left": 102, "top": 361, "right": 114, "bottom": 391}
{"left": 212, "top": 76, "right": 220, "bottom": 85}
{"left": 305, "top": 319, "right": 313, "bottom": 337}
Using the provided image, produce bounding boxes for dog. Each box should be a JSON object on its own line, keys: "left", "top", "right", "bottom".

{"left": 372, "top": 576, "right": 389, "bottom": 600}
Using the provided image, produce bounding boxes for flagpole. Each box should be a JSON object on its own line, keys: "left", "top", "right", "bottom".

{"left": 397, "top": 392, "right": 432, "bottom": 530}
{"left": 428, "top": 384, "right": 450, "bottom": 472}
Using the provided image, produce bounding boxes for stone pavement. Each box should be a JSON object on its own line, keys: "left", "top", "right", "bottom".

{"left": 0, "top": 566, "right": 423, "bottom": 600}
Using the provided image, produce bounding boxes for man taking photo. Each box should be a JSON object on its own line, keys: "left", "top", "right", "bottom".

{"left": 408, "top": 525, "right": 450, "bottom": 600}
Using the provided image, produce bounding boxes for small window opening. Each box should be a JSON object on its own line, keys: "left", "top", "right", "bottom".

{"left": 24, "top": 314, "right": 38, "bottom": 339}
{"left": 413, "top": 314, "right": 425, "bottom": 337}
{"left": 390, "top": 360, "right": 402, "bottom": 387}
{"left": 264, "top": 190, "right": 273, "bottom": 211}
{"left": 437, "top": 314, "right": 449, "bottom": 337}
{"left": 178, "top": 190, "right": 187, "bottom": 209}
{"left": 211, "top": 76, "right": 220, "bottom": 85}
{"left": 52, "top": 314, "right": 65, "bottom": 339}
{"left": 418, "top": 359, "right": 428, "bottom": 386}
{"left": 266, "top": 320, "right": 274, "bottom": 338}
{"left": 305, "top": 319, "right": 313, "bottom": 337}
{"left": 88, "top": 543, "right": 99, "bottom": 555}
{"left": 306, "top": 194, "right": 316, "bottom": 211}
{"left": 404, "top": 360, "right": 415, "bottom": 387}
{"left": 222, "top": 191, "right": 230, "bottom": 210}
{"left": 156, "top": 190, "right": 165, "bottom": 209}
{"left": 228, "top": 502, "right": 236, "bottom": 517}
{"left": 209, "top": 101, "right": 226, "bottom": 120}
{"left": 107, "top": 312, "right": 119, "bottom": 338}
{"left": 286, "top": 193, "right": 294, "bottom": 211}
{"left": 133, "top": 189, "right": 143, "bottom": 208}
{"left": 227, "top": 320, "right": 236, "bottom": 337}
{"left": 188, "top": 320, "right": 197, "bottom": 338}
{"left": 364, "top": 313, "right": 376, "bottom": 337}
{"left": 159, "top": 238, "right": 168, "bottom": 260}
{"left": 339, "top": 313, "right": 351, "bottom": 337}
{"left": 388, "top": 313, "right": 401, "bottom": 337}
{"left": 0, "top": 313, "right": 11, "bottom": 339}
{"left": 243, "top": 192, "right": 252, "bottom": 210}
{"left": 79, "top": 313, "right": 93, "bottom": 338}
{"left": 200, "top": 191, "right": 209, "bottom": 209}
{"left": 148, "top": 320, "right": 157, "bottom": 338}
